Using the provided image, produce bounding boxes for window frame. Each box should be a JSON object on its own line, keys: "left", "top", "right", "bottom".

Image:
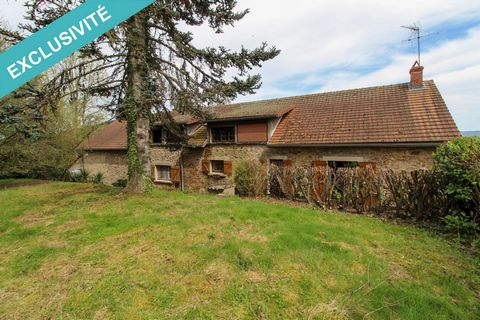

{"left": 210, "top": 126, "right": 236, "bottom": 144}
{"left": 155, "top": 165, "right": 171, "bottom": 182}
{"left": 211, "top": 160, "right": 225, "bottom": 174}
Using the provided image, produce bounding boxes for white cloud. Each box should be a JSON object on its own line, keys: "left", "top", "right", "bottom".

{"left": 186, "top": 0, "right": 480, "bottom": 130}
{"left": 2, "top": 0, "right": 480, "bottom": 129}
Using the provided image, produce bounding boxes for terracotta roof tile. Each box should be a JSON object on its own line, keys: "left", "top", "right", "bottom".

{"left": 268, "top": 80, "right": 460, "bottom": 145}
{"left": 80, "top": 80, "right": 460, "bottom": 150}
{"left": 81, "top": 121, "right": 127, "bottom": 150}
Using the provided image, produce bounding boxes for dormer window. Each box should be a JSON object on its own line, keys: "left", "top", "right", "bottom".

{"left": 211, "top": 126, "right": 235, "bottom": 143}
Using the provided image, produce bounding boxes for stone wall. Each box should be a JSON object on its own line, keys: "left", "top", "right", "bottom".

{"left": 72, "top": 144, "right": 437, "bottom": 190}
{"left": 71, "top": 150, "right": 128, "bottom": 185}
{"left": 181, "top": 144, "right": 437, "bottom": 191}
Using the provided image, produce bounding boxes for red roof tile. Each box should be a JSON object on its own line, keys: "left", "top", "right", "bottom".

{"left": 268, "top": 81, "right": 460, "bottom": 145}
{"left": 81, "top": 121, "right": 127, "bottom": 150}
{"left": 80, "top": 80, "right": 460, "bottom": 150}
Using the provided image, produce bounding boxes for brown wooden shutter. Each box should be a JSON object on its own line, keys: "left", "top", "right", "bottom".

{"left": 151, "top": 165, "right": 156, "bottom": 180}
{"left": 224, "top": 161, "right": 233, "bottom": 176}
{"left": 201, "top": 160, "right": 210, "bottom": 174}
{"left": 284, "top": 159, "right": 293, "bottom": 167}
{"left": 359, "top": 162, "right": 377, "bottom": 171}
{"left": 171, "top": 166, "right": 180, "bottom": 183}
{"left": 311, "top": 160, "right": 328, "bottom": 168}
{"left": 311, "top": 160, "right": 328, "bottom": 198}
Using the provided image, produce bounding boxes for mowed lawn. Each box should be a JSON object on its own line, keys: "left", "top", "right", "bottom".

{"left": 0, "top": 182, "right": 478, "bottom": 319}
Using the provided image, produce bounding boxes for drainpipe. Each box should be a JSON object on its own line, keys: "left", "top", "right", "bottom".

{"left": 179, "top": 154, "right": 185, "bottom": 192}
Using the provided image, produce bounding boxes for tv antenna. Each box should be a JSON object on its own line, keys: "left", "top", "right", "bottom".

{"left": 401, "top": 23, "right": 437, "bottom": 65}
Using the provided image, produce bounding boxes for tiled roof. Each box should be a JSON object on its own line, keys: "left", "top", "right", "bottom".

{"left": 269, "top": 81, "right": 460, "bottom": 145}
{"left": 208, "top": 103, "right": 293, "bottom": 121}
{"left": 153, "top": 111, "right": 198, "bottom": 125}
{"left": 80, "top": 80, "right": 460, "bottom": 150}
{"left": 81, "top": 121, "right": 127, "bottom": 150}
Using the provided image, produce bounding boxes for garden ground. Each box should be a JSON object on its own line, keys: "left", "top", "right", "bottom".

{"left": 0, "top": 181, "right": 478, "bottom": 319}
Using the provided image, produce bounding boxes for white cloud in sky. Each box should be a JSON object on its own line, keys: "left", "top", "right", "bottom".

{"left": 1, "top": 0, "right": 479, "bottom": 129}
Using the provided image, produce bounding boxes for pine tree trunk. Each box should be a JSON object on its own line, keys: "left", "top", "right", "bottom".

{"left": 124, "top": 12, "right": 151, "bottom": 194}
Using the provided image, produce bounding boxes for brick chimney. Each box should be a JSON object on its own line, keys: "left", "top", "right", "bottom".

{"left": 409, "top": 61, "right": 424, "bottom": 89}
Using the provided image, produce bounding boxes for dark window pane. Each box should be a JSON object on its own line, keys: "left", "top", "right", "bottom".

{"left": 211, "top": 160, "right": 224, "bottom": 173}
{"left": 152, "top": 127, "right": 163, "bottom": 143}
{"left": 211, "top": 127, "right": 235, "bottom": 143}
{"left": 270, "top": 159, "right": 284, "bottom": 168}
{"left": 328, "top": 161, "right": 358, "bottom": 170}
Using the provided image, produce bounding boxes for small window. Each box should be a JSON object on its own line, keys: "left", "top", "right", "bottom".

{"left": 152, "top": 127, "right": 163, "bottom": 144}
{"left": 270, "top": 159, "right": 284, "bottom": 168}
{"left": 211, "top": 126, "right": 235, "bottom": 143}
{"left": 156, "top": 165, "right": 171, "bottom": 181}
{"left": 211, "top": 160, "right": 224, "bottom": 173}
{"left": 328, "top": 161, "right": 358, "bottom": 170}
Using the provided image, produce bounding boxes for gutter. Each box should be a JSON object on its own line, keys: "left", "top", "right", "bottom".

{"left": 204, "top": 115, "right": 278, "bottom": 123}
{"left": 266, "top": 142, "right": 443, "bottom": 148}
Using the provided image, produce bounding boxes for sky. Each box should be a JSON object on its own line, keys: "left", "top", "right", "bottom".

{"left": 2, "top": 0, "right": 480, "bottom": 130}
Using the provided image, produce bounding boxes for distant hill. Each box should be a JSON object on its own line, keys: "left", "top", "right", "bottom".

{"left": 461, "top": 131, "right": 480, "bottom": 137}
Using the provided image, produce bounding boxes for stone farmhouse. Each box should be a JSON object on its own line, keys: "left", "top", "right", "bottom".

{"left": 72, "top": 63, "right": 461, "bottom": 192}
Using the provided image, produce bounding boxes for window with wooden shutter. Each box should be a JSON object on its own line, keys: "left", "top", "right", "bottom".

{"left": 211, "top": 160, "right": 224, "bottom": 173}
{"left": 171, "top": 166, "right": 180, "bottom": 183}
{"left": 155, "top": 165, "right": 171, "bottom": 181}
{"left": 224, "top": 161, "right": 233, "bottom": 176}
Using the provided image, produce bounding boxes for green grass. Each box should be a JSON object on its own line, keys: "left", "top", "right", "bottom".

{"left": 0, "top": 182, "right": 478, "bottom": 319}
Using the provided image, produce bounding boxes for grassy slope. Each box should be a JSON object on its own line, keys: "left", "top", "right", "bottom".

{"left": 0, "top": 182, "right": 478, "bottom": 320}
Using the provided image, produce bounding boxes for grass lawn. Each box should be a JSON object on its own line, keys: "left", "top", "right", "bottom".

{"left": 0, "top": 181, "right": 478, "bottom": 319}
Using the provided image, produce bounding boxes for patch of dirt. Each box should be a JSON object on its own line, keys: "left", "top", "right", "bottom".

{"left": 305, "top": 299, "right": 349, "bottom": 320}
{"left": 44, "top": 240, "right": 66, "bottom": 249}
{"left": 252, "top": 196, "right": 312, "bottom": 209}
{"left": 55, "top": 187, "right": 97, "bottom": 197}
{"left": 245, "top": 270, "right": 266, "bottom": 283}
{"left": 389, "top": 264, "right": 413, "bottom": 281}
{"left": 15, "top": 211, "right": 55, "bottom": 228}
{"left": 236, "top": 223, "right": 268, "bottom": 242}
{"left": 56, "top": 220, "right": 85, "bottom": 232}
{"left": 0, "top": 180, "right": 50, "bottom": 189}
{"left": 93, "top": 307, "right": 113, "bottom": 320}
{"left": 205, "top": 262, "right": 232, "bottom": 284}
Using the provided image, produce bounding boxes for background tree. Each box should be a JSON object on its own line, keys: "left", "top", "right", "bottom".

{"left": 0, "top": 1, "right": 280, "bottom": 193}
{"left": 1, "top": 32, "right": 106, "bottom": 179}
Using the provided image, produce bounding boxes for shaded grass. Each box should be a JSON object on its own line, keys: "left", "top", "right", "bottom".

{"left": 0, "top": 182, "right": 478, "bottom": 319}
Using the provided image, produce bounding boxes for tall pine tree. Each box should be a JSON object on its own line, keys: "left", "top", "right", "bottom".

{"left": 0, "top": 1, "right": 279, "bottom": 193}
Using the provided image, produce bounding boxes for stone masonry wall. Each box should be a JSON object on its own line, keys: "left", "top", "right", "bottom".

{"left": 73, "top": 145, "right": 436, "bottom": 190}
{"left": 71, "top": 151, "right": 128, "bottom": 185}
{"left": 181, "top": 145, "right": 436, "bottom": 191}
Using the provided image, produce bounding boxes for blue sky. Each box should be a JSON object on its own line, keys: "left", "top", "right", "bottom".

{"left": 2, "top": 0, "right": 480, "bottom": 130}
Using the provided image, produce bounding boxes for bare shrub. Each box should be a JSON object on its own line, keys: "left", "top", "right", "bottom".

{"left": 233, "top": 160, "right": 268, "bottom": 197}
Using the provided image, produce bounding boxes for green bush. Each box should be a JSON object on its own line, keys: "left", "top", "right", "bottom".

{"left": 434, "top": 137, "right": 480, "bottom": 239}
{"left": 233, "top": 160, "right": 267, "bottom": 197}
{"left": 91, "top": 172, "right": 104, "bottom": 184}
{"left": 434, "top": 137, "right": 480, "bottom": 206}
{"left": 69, "top": 169, "right": 90, "bottom": 183}
{"left": 113, "top": 179, "right": 128, "bottom": 188}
